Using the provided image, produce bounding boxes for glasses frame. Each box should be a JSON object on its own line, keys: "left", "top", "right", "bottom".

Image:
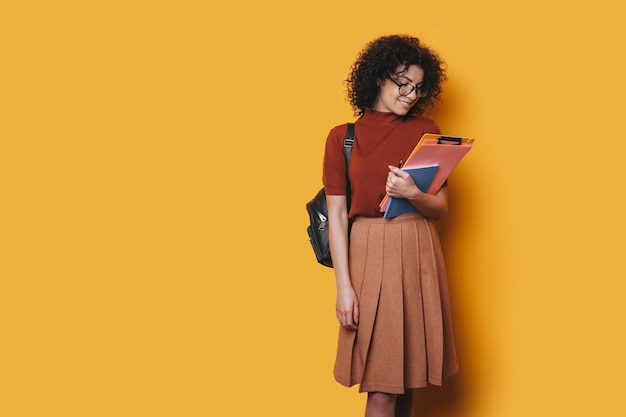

{"left": 388, "top": 77, "right": 424, "bottom": 98}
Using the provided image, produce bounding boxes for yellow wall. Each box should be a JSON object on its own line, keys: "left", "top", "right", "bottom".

{"left": 2, "top": 1, "right": 626, "bottom": 416}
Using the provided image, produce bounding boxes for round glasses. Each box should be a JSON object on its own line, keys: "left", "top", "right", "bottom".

{"left": 388, "top": 77, "right": 423, "bottom": 98}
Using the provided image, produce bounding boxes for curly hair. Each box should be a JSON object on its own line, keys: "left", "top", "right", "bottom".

{"left": 346, "top": 34, "right": 447, "bottom": 116}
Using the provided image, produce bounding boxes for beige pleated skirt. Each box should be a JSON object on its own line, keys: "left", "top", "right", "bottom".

{"left": 334, "top": 212, "right": 459, "bottom": 394}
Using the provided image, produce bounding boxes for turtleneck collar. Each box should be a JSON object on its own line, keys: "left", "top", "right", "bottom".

{"left": 359, "top": 108, "right": 406, "bottom": 125}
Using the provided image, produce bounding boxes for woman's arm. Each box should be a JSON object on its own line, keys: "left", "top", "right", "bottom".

{"left": 326, "top": 194, "right": 359, "bottom": 330}
{"left": 385, "top": 165, "right": 449, "bottom": 219}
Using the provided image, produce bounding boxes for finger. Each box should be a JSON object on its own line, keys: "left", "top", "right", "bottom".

{"left": 387, "top": 167, "right": 400, "bottom": 180}
{"left": 387, "top": 165, "right": 406, "bottom": 176}
{"left": 353, "top": 303, "right": 360, "bottom": 325}
{"left": 336, "top": 311, "right": 344, "bottom": 326}
{"left": 343, "top": 313, "right": 353, "bottom": 328}
{"left": 342, "top": 309, "right": 357, "bottom": 329}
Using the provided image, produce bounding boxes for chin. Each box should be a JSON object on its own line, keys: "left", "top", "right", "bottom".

{"left": 393, "top": 109, "right": 410, "bottom": 117}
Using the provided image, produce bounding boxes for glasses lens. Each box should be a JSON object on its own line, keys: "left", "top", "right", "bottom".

{"left": 398, "top": 84, "right": 413, "bottom": 96}
{"left": 399, "top": 84, "right": 421, "bottom": 97}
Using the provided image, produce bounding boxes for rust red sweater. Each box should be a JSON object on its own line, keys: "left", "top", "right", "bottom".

{"left": 323, "top": 109, "right": 440, "bottom": 218}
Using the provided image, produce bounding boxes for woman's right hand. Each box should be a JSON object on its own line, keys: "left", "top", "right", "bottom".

{"left": 336, "top": 286, "right": 359, "bottom": 330}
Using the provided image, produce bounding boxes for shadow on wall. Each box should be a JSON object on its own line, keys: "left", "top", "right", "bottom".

{"left": 412, "top": 76, "right": 484, "bottom": 414}
{"left": 411, "top": 185, "right": 476, "bottom": 417}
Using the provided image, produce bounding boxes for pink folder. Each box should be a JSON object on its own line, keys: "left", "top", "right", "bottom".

{"left": 380, "top": 134, "right": 474, "bottom": 212}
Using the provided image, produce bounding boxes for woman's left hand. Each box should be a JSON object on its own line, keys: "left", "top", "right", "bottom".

{"left": 385, "top": 165, "right": 419, "bottom": 199}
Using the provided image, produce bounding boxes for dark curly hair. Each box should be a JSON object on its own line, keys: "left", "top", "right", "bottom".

{"left": 346, "top": 34, "right": 447, "bottom": 116}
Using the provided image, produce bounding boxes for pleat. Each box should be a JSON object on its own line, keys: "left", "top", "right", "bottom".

{"left": 410, "top": 217, "right": 445, "bottom": 384}
{"left": 400, "top": 218, "right": 428, "bottom": 386}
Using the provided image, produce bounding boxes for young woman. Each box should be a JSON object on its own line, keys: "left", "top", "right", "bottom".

{"left": 323, "top": 35, "right": 459, "bottom": 417}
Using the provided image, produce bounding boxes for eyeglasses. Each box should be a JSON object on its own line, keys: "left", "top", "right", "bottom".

{"left": 388, "top": 77, "right": 424, "bottom": 98}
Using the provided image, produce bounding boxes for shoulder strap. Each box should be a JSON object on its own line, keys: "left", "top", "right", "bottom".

{"left": 343, "top": 122, "right": 354, "bottom": 167}
{"left": 344, "top": 123, "right": 354, "bottom": 209}
{"left": 344, "top": 122, "right": 354, "bottom": 159}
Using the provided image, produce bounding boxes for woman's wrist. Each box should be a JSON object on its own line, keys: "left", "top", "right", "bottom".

{"left": 335, "top": 275, "right": 353, "bottom": 291}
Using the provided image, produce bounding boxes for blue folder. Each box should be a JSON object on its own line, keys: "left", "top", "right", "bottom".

{"left": 383, "top": 165, "right": 439, "bottom": 219}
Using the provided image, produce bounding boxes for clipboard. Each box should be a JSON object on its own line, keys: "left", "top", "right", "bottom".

{"left": 380, "top": 134, "right": 474, "bottom": 213}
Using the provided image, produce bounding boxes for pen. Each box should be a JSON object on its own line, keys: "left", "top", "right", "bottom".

{"left": 398, "top": 160, "right": 403, "bottom": 168}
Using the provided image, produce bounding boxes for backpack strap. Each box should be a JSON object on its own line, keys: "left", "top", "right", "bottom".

{"left": 344, "top": 122, "right": 354, "bottom": 161}
{"left": 344, "top": 123, "right": 354, "bottom": 210}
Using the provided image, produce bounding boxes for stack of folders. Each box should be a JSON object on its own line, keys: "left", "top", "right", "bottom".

{"left": 380, "top": 134, "right": 474, "bottom": 219}
{"left": 382, "top": 165, "right": 439, "bottom": 219}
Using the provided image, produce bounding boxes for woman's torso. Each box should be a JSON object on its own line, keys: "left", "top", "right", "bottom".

{"left": 323, "top": 109, "right": 440, "bottom": 218}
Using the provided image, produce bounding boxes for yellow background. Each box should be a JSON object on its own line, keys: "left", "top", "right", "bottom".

{"left": 2, "top": 1, "right": 625, "bottom": 416}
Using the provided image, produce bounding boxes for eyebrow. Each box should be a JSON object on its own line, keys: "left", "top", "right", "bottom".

{"left": 396, "top": 73, "right": 423, "bottom": 85}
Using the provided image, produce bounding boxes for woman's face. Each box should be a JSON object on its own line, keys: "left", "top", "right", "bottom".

{"left": 373, "top": 64, "right": 424, "bottom": 116}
